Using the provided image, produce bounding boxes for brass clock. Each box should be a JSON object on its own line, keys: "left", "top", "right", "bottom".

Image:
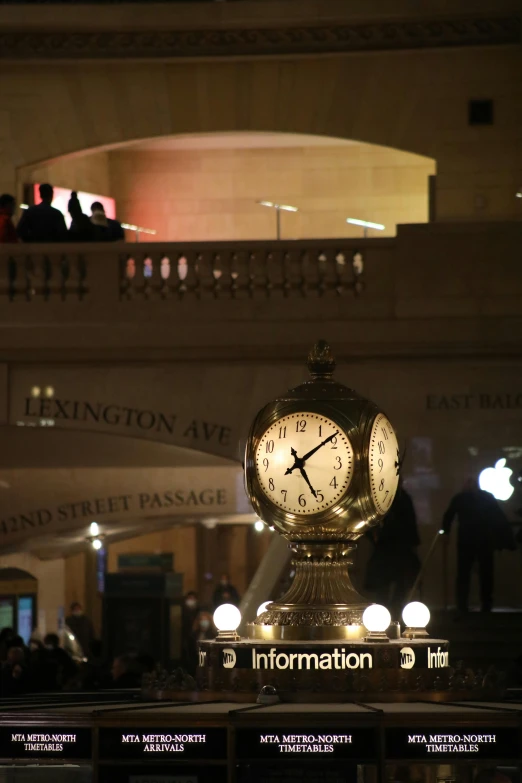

{"left": 244, "top": 341, "right": 401, "bottom": 639}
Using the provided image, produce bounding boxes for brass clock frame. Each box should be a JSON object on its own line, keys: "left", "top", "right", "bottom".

{"left": 244, "top": 341, "right": 400, "bottom": 641}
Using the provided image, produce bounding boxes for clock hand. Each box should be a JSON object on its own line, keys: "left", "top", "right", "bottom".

{"left": 300, "top": 430, "right": 340, "bottom": 464}
{"left": 285, "top": 447, "right": 303, "bottom": 475}
{"left": 299, "top": 466, "right": 317, "bottom": 498}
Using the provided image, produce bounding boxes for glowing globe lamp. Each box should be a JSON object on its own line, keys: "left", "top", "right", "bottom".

{"left": 402, "top": 601, "right": 430, "bottom": 639}
{"left": 213, "top": 603, "right": 241, "bottom": 641}
{"left": 257, "top": 601, "right": 270, "bottom": 617}
{"left": 362, "top": 604, "right": 391, "bottom": 642}
{"left": 254, "top": 520, "right": 265, "bottom": 532}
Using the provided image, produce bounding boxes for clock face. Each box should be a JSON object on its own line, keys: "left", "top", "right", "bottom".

{"left": 368, "top": 413, "right": 399, "bottom": 515}
{"left": 255, "top": 412, "right": 353, "bottom": 515}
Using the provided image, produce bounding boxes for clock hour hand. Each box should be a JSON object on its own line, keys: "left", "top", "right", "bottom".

{"left": 301, "top": 430, "right": 340, "bottom": 464}
{"left": 285, "top": 447, "right": 303, "bottom": 475}
{"left": 299, "top": 466, "right": 317, "bottom": 498}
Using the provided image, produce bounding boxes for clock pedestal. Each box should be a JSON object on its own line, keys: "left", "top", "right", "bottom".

{"left": 250, "top": 542, "right": 366, "bottom": 640}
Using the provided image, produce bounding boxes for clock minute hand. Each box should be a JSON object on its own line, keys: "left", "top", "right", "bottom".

{"left": 299, "top": 466, "right": 317, "bottom": 498}
{"left": 301, "top": 430, "right": 340, "bottom": 464}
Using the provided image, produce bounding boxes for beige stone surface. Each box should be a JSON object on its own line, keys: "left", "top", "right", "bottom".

{"left": 0, "top": 42, "right": 519, "bottom": 221}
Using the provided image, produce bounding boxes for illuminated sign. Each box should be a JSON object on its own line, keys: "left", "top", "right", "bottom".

{"left": 99, "top": 728, "right": 227, "bottom": 760}
{"left": 386, "top": 727, "right": 520, "bottom": 759}
{"left": 0, "top": 727, "right": 91, "bottom": 759}
{"left": 479, "top": 459, "right": 514, "bottom": 501}
{"left": 198, "top": 643, "right": 449, "bottom": 671}
{"left": 236, "top": 728, "right": 376, "bottom": 759}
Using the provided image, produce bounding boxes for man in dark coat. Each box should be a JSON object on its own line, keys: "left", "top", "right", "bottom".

{"left": 441, "top": 477, "right": 515, "bottom": 613}
{"left": 364, "top": 483, "right": 421, "bottom": 618}
{"left": 17, "top": 183, "right": 67, "bottom": 242}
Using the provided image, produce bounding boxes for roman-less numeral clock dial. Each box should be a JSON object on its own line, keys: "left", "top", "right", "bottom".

{"left": 255, "top": 412, "right": 353, "bottom": 515}
{"left": 368, "top": 413, "right": 400, "bottom": 514}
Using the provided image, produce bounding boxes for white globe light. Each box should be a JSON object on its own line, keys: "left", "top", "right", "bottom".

{"left": 402, "top": 601, "right": 430, "bottom": 629}
{"left": 362, "top": 604, "right": 391, "bottom": 633}
{"left": 213, "top": 603, "right": 241, "bottom": 632}
{"left": 479, "top": 458, "right": 514, "bottom": 501}
{"left": 92, "top": 538, "right": 103, "bottom": 551}
{"left": 257, "top": 601, "right": 270, "bottom": 616}
{"left": 254, "top": 520, "right": 264, "bottom": 532}
{"left": 89, "top": 521, "right": 99, "bottom": 537}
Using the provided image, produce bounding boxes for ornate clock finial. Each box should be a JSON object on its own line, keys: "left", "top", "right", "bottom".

{"left": 307, "top": 339, "right": 336, "bottom": 379}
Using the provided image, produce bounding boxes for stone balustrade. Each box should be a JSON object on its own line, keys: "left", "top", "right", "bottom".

{"left": 0, "top": 223, "right": 521, "bottom": 361}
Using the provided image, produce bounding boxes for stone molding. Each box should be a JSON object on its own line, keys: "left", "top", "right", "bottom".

{"left": 0, "top": 15, "right": 519, "bottom": 59}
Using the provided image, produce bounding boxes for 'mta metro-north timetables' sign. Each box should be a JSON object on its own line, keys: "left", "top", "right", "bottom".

{"left": 386, "top": 727, "right": 520, "bottom": 760}
{"left": 236, "top": 728, "right": 377, "bottom": 759}
{"left": 99, "top": 728, "right": 227, "bottom": 760}
{"left": 0, "top": 727, "right": 91, "bottom": 759}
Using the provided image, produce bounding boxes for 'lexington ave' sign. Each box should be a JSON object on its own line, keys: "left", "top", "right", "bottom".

{"left": 199, "top": 644, "right": 449, "bottom": 671}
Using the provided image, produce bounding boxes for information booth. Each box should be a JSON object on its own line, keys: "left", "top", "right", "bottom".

{"left": 0, "top": 697, "right": 521, "bottom": 783}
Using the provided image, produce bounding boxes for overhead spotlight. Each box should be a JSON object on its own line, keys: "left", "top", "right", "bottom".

{"left": 31, "top": 386, "right": 41, "bottom": 398}
{"left": 44, "top": 386, "right": 55, "bottom": 398}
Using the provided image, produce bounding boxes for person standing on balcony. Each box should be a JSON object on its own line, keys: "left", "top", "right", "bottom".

{"left": 68, "top": 192, "right": 95, "bottom": 242}
{"left": 0, "top": 194, "right": 19, "bottom": 243}
{"left": 90, "top": 201, "right": 125, "bottom": 241}
{"left": 17, "top": 183, "right": 67, "bottom": 243}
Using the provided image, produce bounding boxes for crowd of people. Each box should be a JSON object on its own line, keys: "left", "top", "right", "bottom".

{"left": 0, "top": 183, "right": 124, "bottom": 243}
{"left": 0, "top": 574, "right": 240, "bottom": 697}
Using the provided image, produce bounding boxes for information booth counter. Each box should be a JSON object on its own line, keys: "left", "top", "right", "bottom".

{"left": 0, "top": 698, "right": 521, "bottom": 783}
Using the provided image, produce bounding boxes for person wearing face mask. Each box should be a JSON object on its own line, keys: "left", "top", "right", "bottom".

{"left": 212, "top": 573, "right": 240, "bottom": 610}
{"left": 65, "top": 601, "right": 95, "bottom": 660}
{"left": 185, "top": 608, "right": 214, "bottom": 674}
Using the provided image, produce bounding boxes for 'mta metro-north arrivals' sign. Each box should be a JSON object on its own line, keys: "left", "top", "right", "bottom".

{"left": 99, "top": 728, "right": 227, "bottom": 760}
{"left": 386, "top": 727, "right": 520, "bottom": 760}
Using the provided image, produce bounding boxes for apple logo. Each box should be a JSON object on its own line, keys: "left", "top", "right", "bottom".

{"left": 479, "top": 458, "right": 514, "bottom": 501}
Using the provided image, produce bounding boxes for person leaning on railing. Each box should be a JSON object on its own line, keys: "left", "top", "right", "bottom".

{"left": 0, "top": 193, "right": 19, "bottom": 243}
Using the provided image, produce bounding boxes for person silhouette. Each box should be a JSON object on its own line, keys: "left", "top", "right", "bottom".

{"left": 441, "top": 476, "right": 515, "bottom": 613}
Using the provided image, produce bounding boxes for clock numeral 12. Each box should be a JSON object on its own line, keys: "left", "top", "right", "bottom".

{"left": 296, "top": 420, "right": 306, "bottom": 432}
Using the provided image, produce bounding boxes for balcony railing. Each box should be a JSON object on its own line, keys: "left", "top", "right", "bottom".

{"left": 0, "top": 240, "right": 371, "bottom": 304}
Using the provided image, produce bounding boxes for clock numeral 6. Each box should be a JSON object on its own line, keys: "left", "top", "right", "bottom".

{"left": 268, "top": 478, "right": 275, "bottom": 491}
{"left": 263, "top": 458, "right": 269, "bottom": 472}
{"left": 298, "top": 494, "right": 306, "bottom": 507}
